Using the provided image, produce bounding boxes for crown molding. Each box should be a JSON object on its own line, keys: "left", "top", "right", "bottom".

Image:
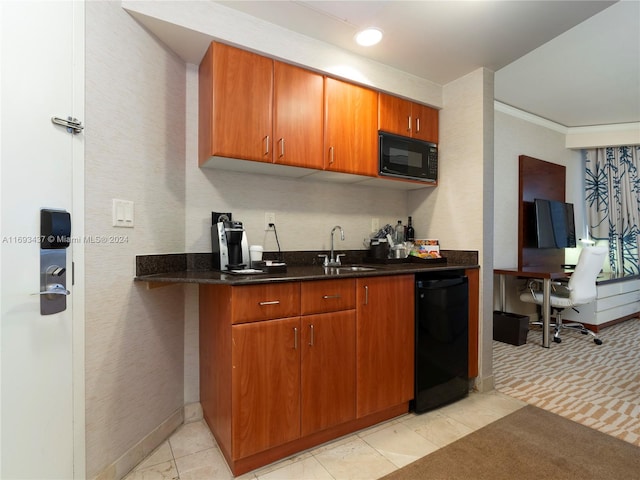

{"left": 494, "top": 101, "right": 567, "bottom": 134}
{"left": 495, "top": 101, "right": 640, "bottom": 147}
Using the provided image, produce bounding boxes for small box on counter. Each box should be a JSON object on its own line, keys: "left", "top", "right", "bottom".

{"left": 410, "top": 239, "right": 441, "bottom": 259}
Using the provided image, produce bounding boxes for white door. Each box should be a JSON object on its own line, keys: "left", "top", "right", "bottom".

{"left": 0, "top": 1, "right": 84, "bottom": 478}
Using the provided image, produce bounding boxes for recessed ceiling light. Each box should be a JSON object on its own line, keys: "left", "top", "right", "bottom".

{"left": 354, "top": 27, "right": 383, "bottom": 47}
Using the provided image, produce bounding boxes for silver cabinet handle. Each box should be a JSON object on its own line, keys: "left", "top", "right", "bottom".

{"left": 408, "top": 115, "right": 412, "bottom": 132}
{"left": 32, "top": 283, "right": 70, "bottom": 296}
{"left": 279, "top": 138, "right": 285, "bottom": 157}
{"left": 259, "top": 300, "right": 280, "bottom": 306}
{"left": 329, "top": 146, "right": 335, "bottom": 165}
{"left": 294, "top": 327, "right": 298, "bottom": 349}
{"left": 364, "top": 285, "right": 369, "bottom": 305}
{"left": 416, "top": 117, "right": 421, "bottom": 133}
{"left": 309, "top": 324, "right": 314, "bottom": 346}
{"left": 264, "top": 135, "right": 270, "bottom": 155}
{"left": 323, "top": 294, "right": 341, "bottom": 299}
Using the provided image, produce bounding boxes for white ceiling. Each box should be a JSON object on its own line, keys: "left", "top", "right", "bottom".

{"left": 213, "top": 0, "right": 640, "bottom": 128}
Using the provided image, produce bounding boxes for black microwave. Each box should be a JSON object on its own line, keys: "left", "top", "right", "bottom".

{"left": 378, "top": 131, "right": 438, "bottom": 183}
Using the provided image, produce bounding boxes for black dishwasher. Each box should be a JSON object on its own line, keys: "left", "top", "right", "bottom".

{"left": 413, "top": 271, "right": 469, "bottom": 413}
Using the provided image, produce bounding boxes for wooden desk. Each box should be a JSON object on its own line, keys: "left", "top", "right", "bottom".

{"left": 494, "top": 268, "right": 570, "bottom": 348}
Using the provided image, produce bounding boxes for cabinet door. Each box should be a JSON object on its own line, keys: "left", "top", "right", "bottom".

{"left": 301, "top": 311, "right": 356, "bottom": 436}
{"left": 232, "top": 317, "right": 301, "bottom": 459}
{"left": 274, "top": 62, "right": 324, "bottom": 169}
{"left": 412, "top": 103, "right": 439, "bottom": 143}
{"left": 201, "top": 42, "right": 273, "bottom": 163}
{"left": 378, "top": 92, "right": 412, "bottom": 136}
{"left": 356, "top": 275, "right": 414, "bottom": 417}
{"left": 324, "top": 77, "right": 378, "bottom": 176}
{"left": 379, "top": 92, "right": 439, "bottom": 143}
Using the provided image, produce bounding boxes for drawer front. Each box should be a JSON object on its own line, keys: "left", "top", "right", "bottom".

{"left": 598, "top": 289, "right": 640, "bottom": 310}
{"left": 598, "top": 279, "right": 640, "bottom": 298}
{"left": 301, "top": 279, "right": 356, "bottom": 315}
{"left": 232, "top": 283, "right": 301, "bottom": 324}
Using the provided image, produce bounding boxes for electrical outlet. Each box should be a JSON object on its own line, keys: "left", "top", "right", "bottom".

{"left": 265, "top": 212, "right": 276, "bottom": 230}
{"left": 371, "top": 217, "right": 379, "bottom": 233}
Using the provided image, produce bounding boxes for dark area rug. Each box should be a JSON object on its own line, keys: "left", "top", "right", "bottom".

{"left": 380, "top": 405, "right": 640, "bottom": 480}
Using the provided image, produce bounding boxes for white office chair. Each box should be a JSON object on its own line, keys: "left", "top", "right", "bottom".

{"left": 519, "top": 246, "right": 607, "bottom": 345}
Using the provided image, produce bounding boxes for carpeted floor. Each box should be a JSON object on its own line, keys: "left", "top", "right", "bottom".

{"left": 380, "top": 405, "right": 640, "bottom": 480}
{"left": 493, "top": 318, "right": 640, "bottom": 446}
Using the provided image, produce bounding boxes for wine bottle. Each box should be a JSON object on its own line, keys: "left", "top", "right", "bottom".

{"left": 406, "top": 216, "right": 415, "bottom": 242}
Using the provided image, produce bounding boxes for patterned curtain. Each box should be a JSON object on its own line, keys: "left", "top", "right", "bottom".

{"left": 584, "top": 146, "right": 640, "bottom": 275}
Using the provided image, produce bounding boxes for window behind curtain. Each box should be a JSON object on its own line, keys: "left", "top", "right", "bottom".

{"left": 584, "top": 146, "right": 640, "bottom": 275}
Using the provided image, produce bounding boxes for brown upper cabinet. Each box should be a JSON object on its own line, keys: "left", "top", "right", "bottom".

{"left": 378, "top": 92, "right": 439, "bottom": 144}
{"left": 199, "top": 42, "right": 273, "bottom": 164}
{"left": 324, "top": 77, "right": 378, "bottom": 176}
{"left": 199, "top": 42, "right": 324, "bottom": 169}
{"left": 199, "top": 42, "right": 438, "bottom": 182}
{"left": 273, "top": 62, "right": 324, "bottom": 169}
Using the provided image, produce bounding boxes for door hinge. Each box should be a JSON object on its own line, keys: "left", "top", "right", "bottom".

{"left": 51, "top": 116, "right": 84, "bottom": 134}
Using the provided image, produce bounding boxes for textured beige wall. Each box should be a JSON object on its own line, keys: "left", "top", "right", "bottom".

{"left": 85, "top": 2, "right": 186, "bottom": 477}
{"left": 408, "top": 68, "right": 495, "bottom": 389}
{"left": 493, "top": 109, "right": 583, "bottom": 317}
{"left": 408, "top": 70, "right": 489, "bottom": 248}
{"left": 493, "top": 109, "right": 584, "bottom": 269}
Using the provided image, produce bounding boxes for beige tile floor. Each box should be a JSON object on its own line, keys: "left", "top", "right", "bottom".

{"left": 124, "top": 391, "right": 526, "bottom": 480}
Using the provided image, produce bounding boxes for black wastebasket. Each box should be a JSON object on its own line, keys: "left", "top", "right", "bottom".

{"left": 493, "top": 311, "right": 529, "bottom": 346}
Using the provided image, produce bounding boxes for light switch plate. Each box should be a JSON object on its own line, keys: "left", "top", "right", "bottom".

{"left": 113, "top": 199, "right": 134, "bottom": 228}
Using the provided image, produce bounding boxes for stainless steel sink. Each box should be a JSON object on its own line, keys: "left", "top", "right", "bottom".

{"left": 323, "top": 265, "right": 377, "bottom": 274}
{"left": 337, "top": 266, "right": 377, "bottom": 272}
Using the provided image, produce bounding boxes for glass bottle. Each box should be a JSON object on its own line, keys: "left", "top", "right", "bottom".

{"left": 395, "top": 220, "right": 404, "bottom": 244}
{"left": 406, "top": 216, "right": 415, "bottom": 242}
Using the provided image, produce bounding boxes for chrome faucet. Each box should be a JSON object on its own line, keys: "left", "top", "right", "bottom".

{"left": 320, "top": 225, "right": 345, "bottom": 267}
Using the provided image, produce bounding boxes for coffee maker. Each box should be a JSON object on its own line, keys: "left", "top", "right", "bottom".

{"left": 212, "top": 216, "right": 250, "bottom": 271}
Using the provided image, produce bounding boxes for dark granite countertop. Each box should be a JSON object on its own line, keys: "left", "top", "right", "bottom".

{"left": 135, "top": 250, "right": 479, "bottom": 286}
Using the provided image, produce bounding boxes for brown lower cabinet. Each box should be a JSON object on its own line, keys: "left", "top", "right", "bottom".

{"left": 301, "top": 310, "right": 356, "bottom": 436}
{"left": 356, "top": 275, "right": 415, "bottom": 417}
{"left": 230, "top": 311, "right": 357, "bottom": 460}
{"left": 231, "top": 317, "right": 301, "bottom": 459}
{"left": 199, "top": 276, "right": 414, "bottom": 476}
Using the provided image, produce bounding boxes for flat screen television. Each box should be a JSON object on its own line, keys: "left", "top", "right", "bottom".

{"left": 534, "top": 198, "right": 576, "bottom": 248}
